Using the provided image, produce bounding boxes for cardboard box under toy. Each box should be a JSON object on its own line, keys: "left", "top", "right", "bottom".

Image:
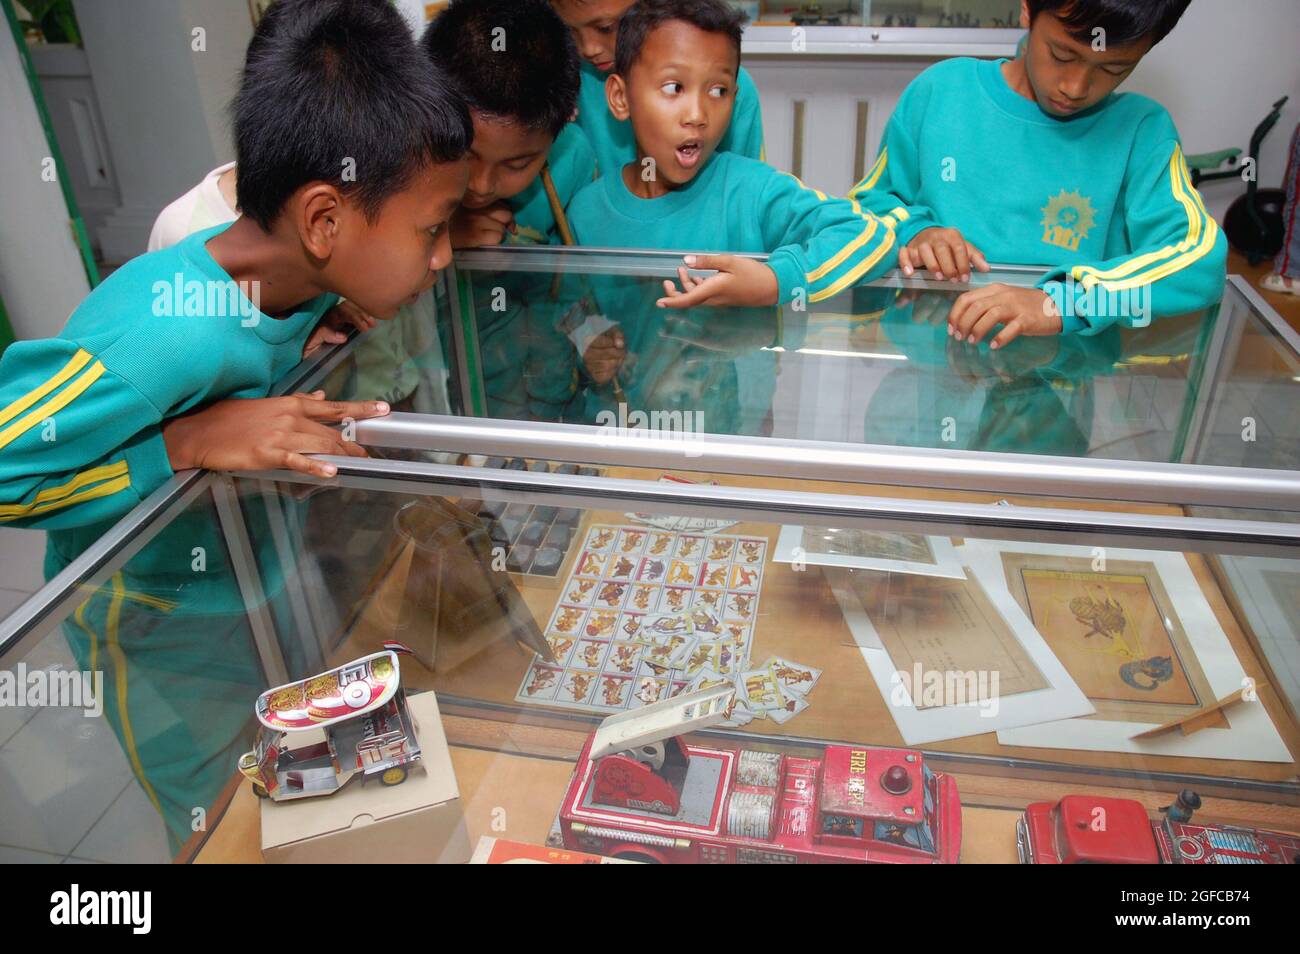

{"left": 260, "top": 690, "right": 470, "bottom": 863}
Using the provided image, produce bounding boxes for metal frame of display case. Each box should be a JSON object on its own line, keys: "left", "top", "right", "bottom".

{"left": 2, "top": 434, "right": 1297, "bottom": 808}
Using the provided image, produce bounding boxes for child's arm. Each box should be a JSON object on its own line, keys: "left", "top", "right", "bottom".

{"left": 761, "top": 172, "right": 898, "bottom": 304}
{"left": 849, "top": 100, "right": 987, "bottom": 282}
{"left": 1038, "top": 135, "right": 1227, "bottom": 335}
{"left": 657, "top": 173, "right": 898, "bottom": 309}
{"left": 848, "top": 106, "right": 939, "bottom": 247}
{"left": 0, "top": 338, "right": 384, "bottom": 529}
{"left": 0, "top": 339, "right": 176, "bottom": 529}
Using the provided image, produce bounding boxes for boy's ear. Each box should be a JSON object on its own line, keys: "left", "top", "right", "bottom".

{"left": 297, "top": 183, "right": 345, "bottom": 259}
{"left": 1018, "top": 0, "right": 1030, "bottom": 30}
{"left": 606, "top": 73, "right": 631, "bottom": 122}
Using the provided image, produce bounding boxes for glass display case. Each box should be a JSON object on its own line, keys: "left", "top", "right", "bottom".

{"left": 733, "top": 1, "right": 1022, "bottom": 29}
{"left": 1, "top": 249, "right": 1297, "bottom": 864}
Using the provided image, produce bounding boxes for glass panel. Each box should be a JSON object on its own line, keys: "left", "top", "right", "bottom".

{"left": 0, "top": 487, "right": 275, "bottom": 863}
{"left": 6, "top": 458, "right": 1296, "bottom": 864}
{"left": 184, "top": 464, "right": 1296, "bottom": 862}
{"left": 306, "top": 276, "right": 466, "bottom": 422}
{"left": 410, "top": 248, "right": 1299, "bottom": 472}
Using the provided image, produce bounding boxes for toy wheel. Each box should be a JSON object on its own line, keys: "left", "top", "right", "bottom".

{"left": 380, "top": 766, "right": 408, "bottom": 787}
{"left": 252, "top": 784, "right": 269, "bottom": 800}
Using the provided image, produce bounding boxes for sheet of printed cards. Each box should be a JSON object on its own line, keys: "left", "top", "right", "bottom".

{"left": 515, "top": 524, "right": 822, "bottom": 726}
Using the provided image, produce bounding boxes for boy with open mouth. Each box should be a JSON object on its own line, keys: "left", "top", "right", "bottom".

{"left": 566, "top": 0, "right": 898, "bottom": 310}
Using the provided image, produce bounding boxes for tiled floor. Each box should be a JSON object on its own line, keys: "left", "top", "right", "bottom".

{"left": 0, "top": 527, "right": 173, "bottom": 863}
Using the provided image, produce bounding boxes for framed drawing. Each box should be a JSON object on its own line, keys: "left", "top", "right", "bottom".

{"left": 960, "top": 541, "right": 1293, "bottom": 763}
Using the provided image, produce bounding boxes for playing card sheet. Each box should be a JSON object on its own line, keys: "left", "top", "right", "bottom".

{"left": 515, "top": 524, "right": 769, "bottom": 716}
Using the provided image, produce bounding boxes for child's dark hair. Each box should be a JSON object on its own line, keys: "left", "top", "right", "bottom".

{"left": 1026, "top": 0, "right": 1192, "bottom": 48}
{"left": 423, "top": 0, "right": 579, "bottom": 138}
{"left": 614, "top": 0, "right": 747, "bottom": 78}
{"left": 232, "top": 0, "right": 472, "bottom": 231}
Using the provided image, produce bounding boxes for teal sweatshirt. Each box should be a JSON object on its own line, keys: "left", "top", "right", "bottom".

{"left": 0, "top": 222, "right": 332, "bottom": 530}
{"left": 567, "top": 151, "right": 898, "bottom": 303}
{"left": 575, "top": 61, "right": 765, "bottom": 178}
{"left": 851, "top": 57, "right": 1227, "bottom": 334}
{"left": 505, "top": 123, "right": 598, "bottom": 246}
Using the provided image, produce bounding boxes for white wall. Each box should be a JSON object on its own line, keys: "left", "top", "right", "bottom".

{"left": 0, "top": 19, "right": 90, "bottom": 341}
{"left": 70, "top": 0, "right": 252, "bottom": 263}
{"left": 1123, "top": 0, "right": 1300, "bottom": 221}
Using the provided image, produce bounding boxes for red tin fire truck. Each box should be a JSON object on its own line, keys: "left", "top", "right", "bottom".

{"left": 558, "top": 686, "right": 961, "bottom": 863}
{"left": 1018, "top": 792, "right": 1300, "bottom": 864}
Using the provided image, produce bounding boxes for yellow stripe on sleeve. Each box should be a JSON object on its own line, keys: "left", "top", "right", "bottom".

{"left": 0, "top": 474, "right": 131, "bottom": 523}
{"left": 0, "top": 460, "right": 130, "bottom": 519}
{"left": 0, "top": 359, "right": 106, "bottom": 451}
{"left": 809, "top": 228, "right": 897, "bottom": 303}
{"left": 0, "top": 349, "right": 93, "bottom": 429}
{"left": 850, "top": 148, "right": 889, "bottom": 197}
{"left": 1072, "top": 145, "right": 1209, "bottom": 288}
{"left": 806, "top": 217, "right": 879, "bottom": 284}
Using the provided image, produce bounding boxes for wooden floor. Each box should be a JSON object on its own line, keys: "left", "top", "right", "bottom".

{"left": 1230, "top": 250, "right": 1300, "bottom": 333}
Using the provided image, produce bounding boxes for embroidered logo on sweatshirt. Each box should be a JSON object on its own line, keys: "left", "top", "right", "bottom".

{"left": 1040, "top": 189, "right": 1097, "bottom": 251}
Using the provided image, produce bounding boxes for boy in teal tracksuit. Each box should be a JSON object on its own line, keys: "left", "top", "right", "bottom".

{"left": 852, "top": 0, "right": 1225, "bottom": 349}
{"left": 551, "top": 0, "right": 765, "bottom": 176}
{"left": 0, "top": 0, "right": 471, "bottom": 851}
{"left": 563, "top": 0, "right": 896, "bottom": 427}
{"left": 428, "top": 0, "right": 598, "bottom": 422}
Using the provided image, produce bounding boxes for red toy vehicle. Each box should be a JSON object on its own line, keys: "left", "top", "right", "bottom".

{"left": 559, "top": 686, "right": 961, "bottom": 864}
{"left": 1018, "top": 792, "right": 1300, "bottom": 864}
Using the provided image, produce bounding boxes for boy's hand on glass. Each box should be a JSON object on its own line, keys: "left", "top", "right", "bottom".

{"left": 656, "top": 255, "right": 779, "bottom": 309}
{"left": 162, "top": 391, "right": 389, "bottom": 479}
{"left": 450, "top": 202, "right": 515, "bottom": 249}
{"left": 948, "top": 284, "right": 1062, "bottom": 349}
{"left": 303, "top": 300, "right": 377, "bottom": 357}
{"left": 583, "top": 327, "right": 626, "bottom": 384}
{"left": 900, "top": 227, "right": 989, "bottom": 282}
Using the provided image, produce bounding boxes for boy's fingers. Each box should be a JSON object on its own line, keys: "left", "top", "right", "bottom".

{"left": 899, "top": 245, "right": 915, "bottom": 276}
{"left": 657, "top": 275, "right": 724, "bottom": 309}
{"left": 298, "top": 397, "right": 390, "bottom": 421}
{"left": 968, "top": 305, "right": 1011, "bottom": 344}
{"left": 918, "top": 244, "right": 942, "bottom": 279}
{"left": 662, "top": 278, "right": 682, "bottom": 298}
{"left": 280, "top": 451, "right": 339, "bottom": 480}
{"left": 968, "top": 243, "right": 991, "bottom": 272}
{"left": 952, "top": 243, "right": 971, "bottom": 282}
{"left": 950, "top": 295, "right": 988, "bottom": 337}
{"left": 935, "top": 243, "right": 959, "bottom": 281}
{"left": 682, "top": 253, "right": 729, "bottom": 272}
{"left": 990, "top": 319, "right": 1023, "bottom": 350}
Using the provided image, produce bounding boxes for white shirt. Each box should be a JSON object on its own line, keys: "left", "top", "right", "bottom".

{"left": 147, "top": 161, "right": 238, "bottom": 252}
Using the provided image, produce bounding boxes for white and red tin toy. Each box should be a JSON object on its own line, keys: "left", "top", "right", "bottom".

{"left": 238, "top": 647, "right": 421, "bottom": 801}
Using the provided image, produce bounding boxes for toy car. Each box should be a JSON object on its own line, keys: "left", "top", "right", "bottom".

{"left": 558, "top": 686, "right": 961, "bottom": 863}
{"left": 238, "top": 649, "right": 421, "bottom": 801}
{"left": 1017, "top": 791, "right": 1300, "bottom": 864}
